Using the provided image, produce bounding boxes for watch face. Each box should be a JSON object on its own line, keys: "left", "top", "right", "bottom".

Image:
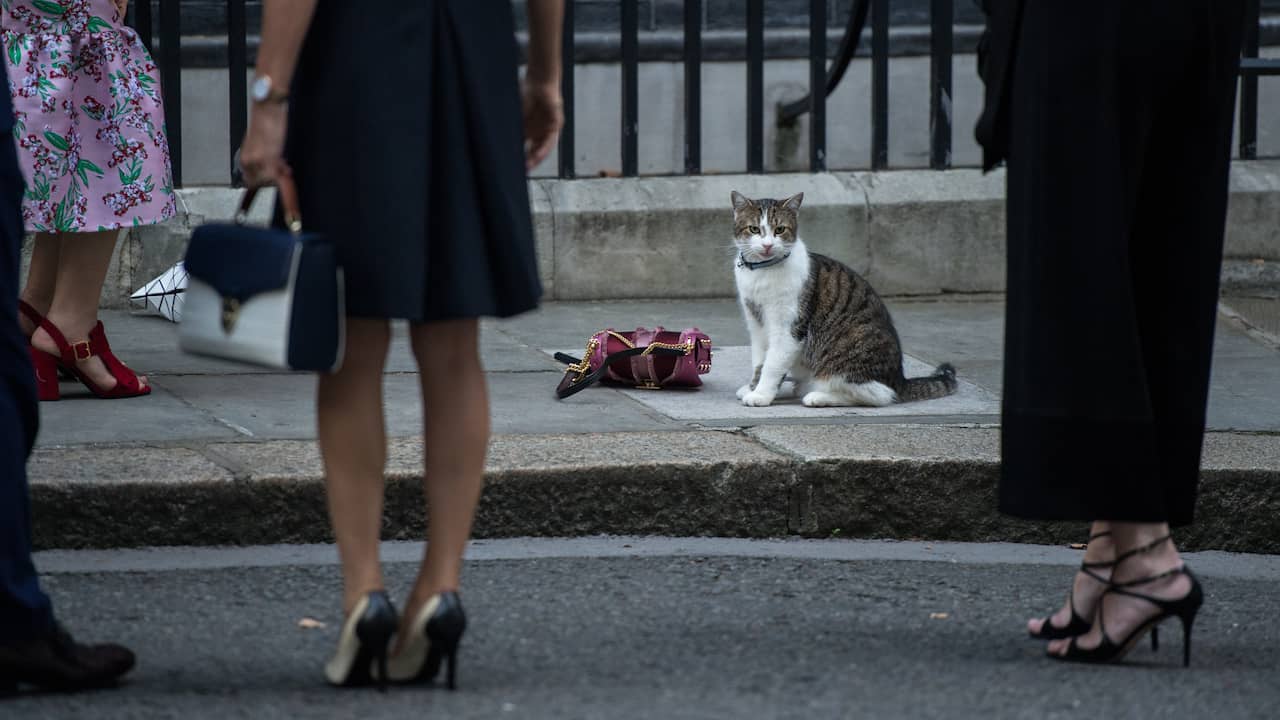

{"left": 251, "top": 76, "right": 271, "bottom": 101}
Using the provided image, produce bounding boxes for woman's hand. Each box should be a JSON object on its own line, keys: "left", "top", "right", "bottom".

{"left": 114, "top": 0, "right": 128, "bottom": 19}
{"left": 522, "top": 80, "right": 563, "bottom": 171}
{"left": 237, "top": 104, "right": 289, "bottom": 188}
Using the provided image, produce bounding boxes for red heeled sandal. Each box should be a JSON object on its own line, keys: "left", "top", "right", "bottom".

{"left": 17, "top": 299, "right": 43, "bottom": 334}
{"left": 17, "top": 299, "right": 74, "bottom": 382}
{"left": 28, "top": 314, "right": 150, "bottom": 401}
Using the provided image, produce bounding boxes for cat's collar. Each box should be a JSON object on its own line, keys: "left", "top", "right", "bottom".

{"left": 737, "top": 251, "right": 791, "bottom": 271}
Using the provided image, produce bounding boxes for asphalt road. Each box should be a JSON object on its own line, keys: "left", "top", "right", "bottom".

{"left": 8, "top": 539, "right": 1279, "bottom": 719}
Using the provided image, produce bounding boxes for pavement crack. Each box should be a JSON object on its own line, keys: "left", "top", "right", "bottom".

{"left": 859, "top": 176, "right": 875, "bottom": 278}
{"left": 836, "top": 172, "right": 875, "bottom": 277}
{"left": 1219, "top": 300, "right": 1280, "bottom": 352}
{"left": 197, "top": 444, "right": 254, "bottom": 481}
{"left": 532, "top": 177, "right": 557, "bottom": 299}
{"left": 149, "top": 377, "right": 256, "bottom": 439}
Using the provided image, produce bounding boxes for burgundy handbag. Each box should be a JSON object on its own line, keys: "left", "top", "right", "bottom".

{"left": 555, "top": 327, "right": 713, "bottom": 399}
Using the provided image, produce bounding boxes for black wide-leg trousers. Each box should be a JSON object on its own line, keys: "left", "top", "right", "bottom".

{"left": 999, "top": 0, "right": 1245, "bottom": 525}
{"left": 0, "top": 88, "right": 54, "bottom": 643}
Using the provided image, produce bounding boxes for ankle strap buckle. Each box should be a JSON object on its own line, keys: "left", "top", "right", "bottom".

{"left": 71, "top": 340, "right": 92, "bottom": 361}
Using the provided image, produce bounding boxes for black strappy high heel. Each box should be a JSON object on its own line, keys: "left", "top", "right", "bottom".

{"left": 1029, "top": 530, "right": 1116, "bottom": 640}
{"left": 1051, "top": 535, "right": 1203, "bottom": 667}
{"left": 324, "top": 591, "right": 399, "bottom": 691}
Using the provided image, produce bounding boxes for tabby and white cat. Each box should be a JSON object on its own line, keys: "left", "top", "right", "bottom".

{"left": 731, "top": 190, "right": 957, "bottom": 407}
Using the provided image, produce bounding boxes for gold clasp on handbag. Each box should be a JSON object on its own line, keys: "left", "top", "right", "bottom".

{"left": 221, "top": 297, "right": 241, "bottom": 334}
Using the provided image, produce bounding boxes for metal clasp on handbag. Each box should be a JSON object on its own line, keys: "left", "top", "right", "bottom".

{"left": 221, "top": 298, "right": 241, "bottom": 334}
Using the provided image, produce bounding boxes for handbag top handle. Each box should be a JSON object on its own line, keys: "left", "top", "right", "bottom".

{"left": 235, "top": 174, "right": 303, "bottom": 235}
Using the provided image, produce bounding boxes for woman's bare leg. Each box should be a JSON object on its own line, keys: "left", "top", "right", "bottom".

{"left": 318, "top": 317, "right": 392, "bottom": 614}
{"left": 18, "top": 232, "right": 59, "bottom": 336}
{"left": 399, "top": 317, "right": 488, "bottom": 634}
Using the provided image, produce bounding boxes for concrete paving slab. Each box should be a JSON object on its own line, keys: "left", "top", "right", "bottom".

{"left": 350, "top": 324, "right": 556, "bottom": 375}
{"left": 749, "top": 424, "right": 1280, "bottom": 469}
{"left": 479, "top": 325, "right": 564, "bottom": 373}
{"left": 157, "top": 370, "right": 670, "bottom": 440}
{"left": 748, "top": 423, "right": 1000, "bottom": 463}
{"left": 90, "top": 310, "right": 338, "bottom": 376}
{"left": 1213, "top": 312, "right": 1280, "bottom": 358}
{"left": 28, "top": 298, "right": 1280, "bottom": 448}
{"left": 119, "top": 347, "right": 277, "bottom": 376}
{"left": 1201, "top": 433, "right": 1280, "bottom": 471}
{"left": 96, "top": 311, "right": 561, "bottom": 376}
{"left": 935, "top": 359, "right": 1003, "bottom": 396}
{"left": 204, "top": 431, "right": 786, "bottom": 482}
{"left": 496, "top": 299, "right": 752, "bottom": 350}
{"left": 488, "top": 371, "right": 678, "bottom": 434}
{"left": 886, "top": 297, "right": 1006, "bottom": 368}
{"left": 481, "top": 429, "right": 785, "bottom": 472}
{"left": 34, "top": 383, "right": 239, "bottom": 447}
{"left": 598, "top": 345, "right": 998, "bottom": 421}
{"left": 151, "top": 373, "right": 328, "bottom": 439}
{"left": 1222, "top": 294, "right": 1280, "bottom": 349}
{"left": 1206, "top": 357, "right": 1280, "bottom": 432}
{"left": 516, "top": 298, "right": 1012, "bottom": 398}
{"left": 27, "top": 446, "right": 233, "bottom": 485}
{"left": 206, "top": 436, "right": 419, "bottom": 481}
{"left": 502, "top": 298, "right": 1011, "bottom": 367}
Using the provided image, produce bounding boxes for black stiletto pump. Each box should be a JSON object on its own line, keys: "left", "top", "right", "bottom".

{"left": 386, "top": 591, "right": 467, "bottom": 690}
{"left": 324, "top": 591, "right": 398, "bottom": 690}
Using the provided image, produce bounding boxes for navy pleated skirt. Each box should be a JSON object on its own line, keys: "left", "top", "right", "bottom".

{"left": 282, "top": 0, "right": 541, "bottom": 321}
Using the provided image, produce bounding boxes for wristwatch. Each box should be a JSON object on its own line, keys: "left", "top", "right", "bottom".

{"left": 250, "top": 74, "right": 289, "bottom": 105}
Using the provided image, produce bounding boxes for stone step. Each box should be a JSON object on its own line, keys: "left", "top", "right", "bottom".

{"left": 29, "top": 426, "right": 1280, "bottom": 553}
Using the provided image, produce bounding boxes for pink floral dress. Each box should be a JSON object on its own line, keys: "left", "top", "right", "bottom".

{"left": 2, "top": 0, "right": 175, "bottom": 233}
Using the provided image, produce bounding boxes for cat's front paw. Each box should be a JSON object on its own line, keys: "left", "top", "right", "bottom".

{"left": 741, "top": 390, "right": 775, "bottom": 407}
{"left": 736, "top": 384, "right": 754, "bottom": 400}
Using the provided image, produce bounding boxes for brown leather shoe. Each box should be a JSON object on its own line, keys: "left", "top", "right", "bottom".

{"left": 0, "top": 624, "right": 135, "bottom": 694}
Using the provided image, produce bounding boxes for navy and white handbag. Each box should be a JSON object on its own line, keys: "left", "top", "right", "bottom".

{"left": 179, "top": 177, "right": 344, "bottom": 371}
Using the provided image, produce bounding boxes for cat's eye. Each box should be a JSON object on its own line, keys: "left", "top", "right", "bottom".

{"left": 748, "top": 225, "right": 760, "bottom": 234}
{"left": 775, "top": 227, "right": 789, "bottom": 235}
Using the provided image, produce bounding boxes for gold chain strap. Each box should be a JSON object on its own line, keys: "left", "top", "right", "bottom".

{"left": 606, "top": 330, "right": 636, "bottom": 348}
{"left": 641, "top": 341, "right": 693, "bottom": 356}
{"left": 565, "top": 337, "right": 599, "bottom": 380}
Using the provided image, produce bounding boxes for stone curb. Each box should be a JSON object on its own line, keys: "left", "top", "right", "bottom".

{"left": 28, "top": 427, "right": 1280, "bottom": 554}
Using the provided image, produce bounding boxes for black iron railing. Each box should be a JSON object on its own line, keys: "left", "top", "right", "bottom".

{"left": 136, "top": 0, "right": 1277, "bottom": 188}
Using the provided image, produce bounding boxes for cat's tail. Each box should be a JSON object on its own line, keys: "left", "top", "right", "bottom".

{"left": 897, "top": 363, "right": 958, "bottom": 403}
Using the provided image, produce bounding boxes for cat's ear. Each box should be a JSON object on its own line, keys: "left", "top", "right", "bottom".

{"left": 781, "top": 192, "right": 804, "bottom": 211}
{"left": 731, "top": 191, "right": 751, "bottom": 210}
